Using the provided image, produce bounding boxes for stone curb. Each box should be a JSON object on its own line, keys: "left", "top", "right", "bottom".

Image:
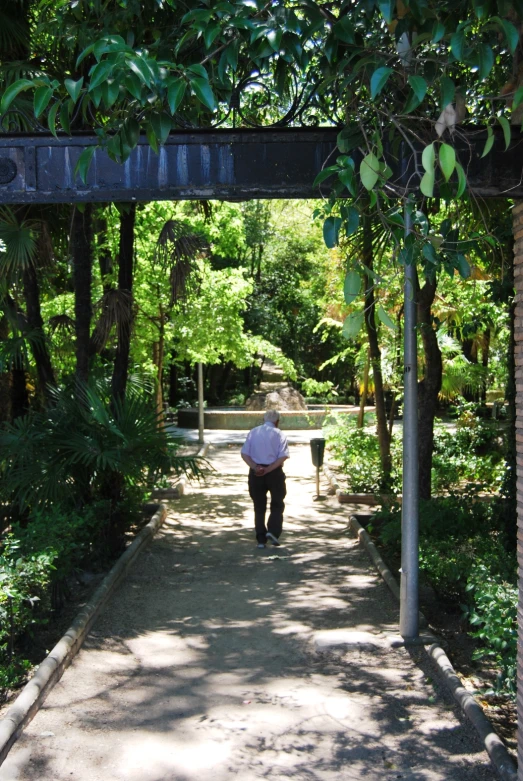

{"left": 347, "top": 512, "right": 517, "bottom": 780}
{"left": 0, "top": 501, "right": 167, "bottom": 766}
{"left": 0, "top": 442, "right": 211, "bottom": 766}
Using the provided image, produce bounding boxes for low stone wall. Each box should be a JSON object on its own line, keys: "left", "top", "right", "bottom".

{"left": 177, "top": 406, "right": 358, "bottom": 430}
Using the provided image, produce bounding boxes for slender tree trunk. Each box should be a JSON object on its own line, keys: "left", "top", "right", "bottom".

{"left": 111, "top": 204, "right": 136, "bottom": 403}
{"left": 22, "top": 265, "right": 55, "bottom": 403}
{"left": 11, "top": 368, "right": 28, "bottom": 418}
{"left": 481, "top": 328, "right": 491, "bottom": 403}
{"left": 417, "top": 274, "right": 442, "bottom": 500}
{"left": 0, "top": 316, "right": 11, "bottom": 423}
{"left": 362, "top": 216, "right": 391, "bottom": 478}
{"left": 169, "top": 358, "right": 178, "bottom": 407}
{"left": 357, "top": 348, "right": 370, "bottom": 428}
{"left": 71, "top": 205, "right": 93, "bottom": 388}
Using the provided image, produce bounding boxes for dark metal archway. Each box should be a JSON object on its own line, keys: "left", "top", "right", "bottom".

{"left": 0, "top": 127, "right": 521, "bottom": 204}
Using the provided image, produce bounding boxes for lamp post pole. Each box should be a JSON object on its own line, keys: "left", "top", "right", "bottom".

{"left": 400, "top": 203, "right": 419, "bottom": 639}
{"left": 197, "top": 362, "right": 204, "bottom": 445}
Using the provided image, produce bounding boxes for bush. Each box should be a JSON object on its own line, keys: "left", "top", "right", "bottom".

{"left": 466, "top": 566, "right": 517, "bottom": 696}
{"left": 301, "top": 378, "right": 338, "bottom": 403}
{"left": 374, "top": 497, "right": 517, "bottom": 697}
{"left": 324, "top": 414, "right": 401, "bottom": 493}
{"left": 0, "top": 536, "right": 57, "bottom": 695}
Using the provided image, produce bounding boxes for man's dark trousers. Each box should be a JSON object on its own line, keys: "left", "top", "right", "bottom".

{"left": 248, "top": 467, "right": 286, "bottom": 543}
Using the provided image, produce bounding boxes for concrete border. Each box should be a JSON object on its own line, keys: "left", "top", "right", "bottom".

{"left": 0, "top": 502, "right": 167, "bottom": 765}
{"left": 346, "top": 511, "right": 517, "bottom": 780}
{"left": 0, "top": 441, "right": 211, "bottom": 766}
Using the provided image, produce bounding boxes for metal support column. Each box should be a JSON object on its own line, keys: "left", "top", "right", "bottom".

{"left": 197, "top": 362, "right": 204, "bottom": 445}
{"left": 400, "top": 204, "right": 419, "bottom": 639}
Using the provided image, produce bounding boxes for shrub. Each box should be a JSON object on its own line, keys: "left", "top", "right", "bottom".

{"left": 301, "top": 378, "right": 337, "bottom": 403}
{"left": 466, "top": 566, "right": 517, "bottom": 696}
{"left": 324, "top": 414, "right": 401, "bottom": 493}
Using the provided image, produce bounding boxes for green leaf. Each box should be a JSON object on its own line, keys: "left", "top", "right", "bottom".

{"left": 345, "top": 205, "right": 360, "bottom": 236}
{"left": 408, "top": 75, "right": 427, "bottom": 103}
{"left": 204, "top": 22, "right": 221, "bottom": 49}
{"left": 313, "top": 165, "right": 338, "bottom": 187}
{"left": 187, "top": 63, "right": 209, "bottom": 80}
{"left": 432, "top": 21, "right": 445, "bottom": 43}
{"left": 323, "top": 216, "right": 342, "bottom": 248}
{"left": 422, "top": 243, "right": 438, "bottom": 264}
{"left": 74, "top": 146, "right": 96, "bottom": 185}
{"left": 377, "top": 306, "right": 397, "bottom": 330}
{"left": 0, "top": 79, "right": 34, "bottom": 113}
{"left": 128, "top": 57, "right": 155, "bottom": 86}
{"left": 481, "top": 126, "right": 494, "bottom": 158}
{"left": 455, "top": 254, "right": 471, "bottom": 278}
{"left": 439, "top": 143, "right": 456, "bottom": 181}
{"left": 47, "top": 101, "right": 59, "bottom": 138}
{"left": 167, "top": 79, "right": 186, "bottom": 114}
{"left": 455, "top": 162, "right": 466, "bottom": 197}
{"left": 124, "top": 73, "right": 143, "bottom": 102}
{"left": 65, "top": 78, "right": 84, "bottom": 103}
{"left": 500, "top": 19, "right": 519, "bottom": 55}
{"left": 422, "top": 142, "right": 435, "bottom": 172}
{"left": 377, "top": 0, "right": 394, "bottom": 23}
{"left": 344, "top": 270, "right": 361, "bottom": 304}
{"left": 477, "top": 43, "right": 494, "bottom": 81}
{"left": 333, "top": 17, "right": 355, "bottom": 44}
{"left": 60, "top": 101, "right": 72, "bottom": 134}
{"left": 440, "top": 76, "right": 455, "bottom": 110}
{"left": 145, "top": 122, "right": 159, "bottom": 154}
{"left": 450, "top": 29, "right": 465, "bottom": 61}
{"left": 338, "top": 168, "right": 357, "bottom": 196}
{"left": 420, "top": 169, "right": 435, "bottom": 197}
{"left": 101, "top": 78, "right": 120, "bottom": 108}
{"left": 191, "top": 78, "right": 216, "bottom": 111}
{"left": 370, "top": 66, "right": 392, "bottom": 100}
{"left": 34, "top": 86, "right": 53, "bottom": 118}
{"left": 150, "top": 113, "right": 172, "bottom": 145}
{"left": 342, "top": 312, "right": 364, "bottom": 340}
{"left": 498, "top": 115, "right": 511, "bottom": 150}
{"left": 513, "top": 85, "right": 523, "bottom": 110}
{"left": 89, "top": 60, "right": 114, "bottom": 91}
{"left": 360, "top": 153, "right": 380, "bottom": 190}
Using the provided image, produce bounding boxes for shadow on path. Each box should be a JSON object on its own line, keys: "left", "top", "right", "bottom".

{"left": 0, "top": 445, "right": 496, "bottom": 781}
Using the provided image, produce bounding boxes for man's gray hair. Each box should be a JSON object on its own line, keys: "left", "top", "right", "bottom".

{"left": 264, "top": 409, "right": 280, "bottom": 424}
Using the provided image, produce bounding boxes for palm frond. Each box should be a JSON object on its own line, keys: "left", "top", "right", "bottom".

{"left": 0, "top": 207, "right": 39, "bottom": 275}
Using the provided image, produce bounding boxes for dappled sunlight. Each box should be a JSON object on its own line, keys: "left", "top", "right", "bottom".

{"left": 0, "top": 444, "right": 493, "bottom": 780}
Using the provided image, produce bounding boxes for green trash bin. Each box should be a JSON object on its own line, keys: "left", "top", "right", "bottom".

{"left": 310, "top": 438, "right": 326, "bottom": 469}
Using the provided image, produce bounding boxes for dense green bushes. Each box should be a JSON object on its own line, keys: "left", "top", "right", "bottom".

{"left": 325, "top": 407, "right": 506, "bottom": 495}
{"left": 0, "top": 384, "right": 202, "bottom": 699}
{"left": 373, "top": 497, "right": 516, "bottom": 695}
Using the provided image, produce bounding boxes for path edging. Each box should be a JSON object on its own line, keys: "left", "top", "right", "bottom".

{"left": 0, "top": 502, "right": 168, "bottom": 766}
{"left": 348, "top": 513, "right": 517, "bottom": 781}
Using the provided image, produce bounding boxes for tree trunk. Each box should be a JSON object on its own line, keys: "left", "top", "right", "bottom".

{"left": 111, "top": 204, "right": 136, "bottom": 404}
{"left": 71, "top": 205, "right": 93, "bottom": 388}
{"left": 362, "top": 216, "right": 391, "bottom": 479}
{"left": 481, "top": 328, "right": 491, "bottom": 403}
{"left": 357, "top": 348, "right": 370, "bottom": 428}
{"left": 168, "top": 358, "right": 178, "bottom": 407}
{"left": 22, "top": 264, "right": 55, "bottom": 403}
{"left": 0, "top": 316, "right": 11, "bottom": 423}
{"left": 417, "top": 274, "right": 443, "bottom": 500}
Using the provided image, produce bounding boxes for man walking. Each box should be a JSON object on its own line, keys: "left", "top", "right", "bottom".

{"left": 241, "top": 410, "right": 289, "bottom": 548}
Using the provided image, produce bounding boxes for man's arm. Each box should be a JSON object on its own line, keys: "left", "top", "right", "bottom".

{"left": 260, "top": 455, "right": 288, "bottom": 475}
{"left": 241, "top": 452, "right": 258, "bottom": 470}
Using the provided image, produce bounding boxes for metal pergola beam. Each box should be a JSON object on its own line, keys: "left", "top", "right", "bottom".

{"left": 0, "top": 127, "right": 521, "bottom": 204}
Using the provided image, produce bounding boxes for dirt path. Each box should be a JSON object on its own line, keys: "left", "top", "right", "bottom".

{"left": 0, "top": 444, "right": 496, "bottom": 780}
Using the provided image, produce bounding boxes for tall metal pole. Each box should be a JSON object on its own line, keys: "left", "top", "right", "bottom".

{"left": 197, "top": 362, "right": 204, "bottom": 445}
{"left": 400, "top": 204, "right": 419, "bottom": 639}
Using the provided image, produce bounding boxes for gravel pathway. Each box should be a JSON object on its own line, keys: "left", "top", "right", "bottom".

{"left": 0, "top": 444, "right": 497, "bottom": 780}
